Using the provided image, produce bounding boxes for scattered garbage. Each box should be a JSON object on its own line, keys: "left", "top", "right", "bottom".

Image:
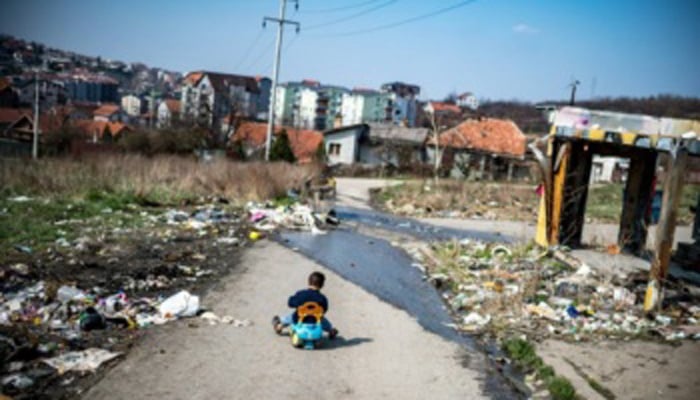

{"left": 246, "top": 202, "right": 338, "bottom": 235}
{"left": 2, "top": 373, "right": 34, "bottom": 390}
{"left": 199, "top": 311, "right": 251, "bottom": 327}
{"left": 406, "top": 240, "right": 700, "bottom": 342}
{"left": 1, "top": 198, "right": 252, "bottom": 398}
{"left": 249, "top": 231, "right": 263, "bottom": 241}
{"left": 42, "top": 349, "right": 121, "bottom": 374}
{"left": 79, "top": 307, "right": 106, "bottom": 331}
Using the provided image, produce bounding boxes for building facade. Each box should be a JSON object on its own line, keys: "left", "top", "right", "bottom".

{"left": 180, "top": 71, "right": 260, "bottom": 131}
{"left": 273, "top": 80, "right": 348, "bottom": 131}
{"left": 381, "top": 82, "right": 420, "bottom": 127}
{"left": 457, "top": 92, "right": 479, "bottom": 110}
{"left": 121, "top": 94, "right": 143, "bottom": 117}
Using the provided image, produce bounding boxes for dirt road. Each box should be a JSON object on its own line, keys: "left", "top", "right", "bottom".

{"left": 85, "top": 241, "right": 490, "bottom": 400}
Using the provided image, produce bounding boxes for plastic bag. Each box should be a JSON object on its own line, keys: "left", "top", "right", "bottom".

{"left": 158, "top": 290, "right": 200, "bottom": 319}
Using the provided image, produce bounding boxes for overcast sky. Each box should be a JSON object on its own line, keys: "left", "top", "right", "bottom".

{"left": 2, "top": 0, "right": 699, "bottom": 102}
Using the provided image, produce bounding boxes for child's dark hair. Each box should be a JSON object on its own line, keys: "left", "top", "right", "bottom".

{"left": 308, "top": 271, "right": 325, "bottom": 288}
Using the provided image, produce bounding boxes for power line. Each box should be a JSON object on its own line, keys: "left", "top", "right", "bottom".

{"left": 301, "top": 0, "right": 381, "bottom": 13}
{"left": 233, "top": 29, "right": 265, "bottom": 72}
{"left": 316, "top": 0, "right": 477, "bottom": 37}
{"left": 304, "top": 0, "right": 397, "bottom": 31}
{"left": 283, "top": 33, "right": 300, "bottom": 53}
{"left": 242, "top": 35, "right": 277, "bottom": 73}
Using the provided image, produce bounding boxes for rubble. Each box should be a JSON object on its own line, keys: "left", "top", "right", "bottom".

{"left": 408, "top": 239, "right": 700, "bottom": 342}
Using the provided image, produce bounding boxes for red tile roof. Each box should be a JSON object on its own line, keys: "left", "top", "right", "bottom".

{"left": 73, "top": 119, "right": 130, "bottom": 139}
{"left": 164, "top": 99, "right": 181, "bottom": 113}
{"left": 427, "top": 101, "right": 461, "bottom": 114}
{"left": 184, "top": 71, "right": 204, "bottom": 86}
{"left": 93, "top": 104, "right": 121, "bottom": 117}
{"left": 0, "top": 108, "right": 31, "bottom": 124}
{"left": 431, "top": 118, "right": 526, "bottom": 157}
{"left": 0, "top": 107, "right": 76, "bottom": 141}
{"left": 302, "top": 79, "right": 320, "bottom": 87}
{"left": 231, "top": 121, "right": 323, "bottom": 163}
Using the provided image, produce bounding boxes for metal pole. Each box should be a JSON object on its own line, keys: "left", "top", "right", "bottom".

{"left": 265, "top": 0, "right": 287, "bottom": 161}
{"left": 32, "top": 72, "right": 40, "bottom": 159}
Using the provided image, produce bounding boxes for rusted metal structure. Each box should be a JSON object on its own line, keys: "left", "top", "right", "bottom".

{"left": 533, "top": 107, "right": 700, "bottom": 310}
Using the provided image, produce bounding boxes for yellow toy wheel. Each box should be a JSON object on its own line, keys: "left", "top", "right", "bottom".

{"left": 291, "top": 333, "right": 303, "bottom": 348}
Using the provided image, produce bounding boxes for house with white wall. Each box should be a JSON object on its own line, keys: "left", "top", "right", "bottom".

{"left": 323, "top": 123, "right": 428, "bottom": 166}
{"left": 180, "top": 71, "right": 260, "bottom": 131}
{"left": 456, "top": 92, "right": 479, "bottom": 110}
{"left": 157, "top": 99, "right": 181, "bottom": 128}
{"left": 121, "top": 94, "right": 143, "bottom": 117}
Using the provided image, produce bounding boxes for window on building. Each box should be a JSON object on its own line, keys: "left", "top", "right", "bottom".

{"left": 329, "top": 143, "right": 341, "bottom": 155}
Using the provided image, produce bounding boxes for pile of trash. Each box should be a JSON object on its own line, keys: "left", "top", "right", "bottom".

{"left": 246, "top": 202, "right": 339, "bottom": 236}
{"left": 0, "top": 281, "right": 250, "bottom": 395}
{"left": 409, "top": 239, "right": 700, "bottom": 342}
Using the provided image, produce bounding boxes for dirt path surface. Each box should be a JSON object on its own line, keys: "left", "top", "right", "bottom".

{"left": 85, "top": 241, "right": 488, "bottom": 400}
{"left": 538, "top": 339, "right": 700, "bottom": 400}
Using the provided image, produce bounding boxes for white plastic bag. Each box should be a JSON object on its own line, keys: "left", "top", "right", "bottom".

{"left": 158, "top": 290, "right": 200, "bottom": 319}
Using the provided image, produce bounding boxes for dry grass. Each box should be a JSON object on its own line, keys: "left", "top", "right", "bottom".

{"left": 379, "top": 179, "right": 700, "bottom": 224}
{"left": 378, "top": 180, "right": 539, "bottom": 221}
{"left": 0, "top": 155, "right": 320, "bottom": 203}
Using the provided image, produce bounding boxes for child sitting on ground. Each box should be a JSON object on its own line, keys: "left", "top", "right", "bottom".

{"left": 272, "top": 271, "right": 339, "bottom": 339}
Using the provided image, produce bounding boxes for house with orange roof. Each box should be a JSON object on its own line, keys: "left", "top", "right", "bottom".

{"left": 156, "top": 99, "right": 181, "bottom": 128}
{"left": 423, "top": 101, "right": 462, "bottom": 116}
{"left": 93, "top": 103, "right": 127, "bottom": 123}
{"left": 230, "top": 121, "right": 323, "bottom": 163}
{"left": 0, "top": 106, "right": 79, "bottom": 157}
{"left": 73, "top": 119, "right": 132, "bottom": 143}
{"left": 427, "top": 117, "right": 530, "bottom": 180}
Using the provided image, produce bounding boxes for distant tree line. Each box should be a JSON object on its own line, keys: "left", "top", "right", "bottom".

{"left": 476, "top": 95, "right": 700, "bottom": 134}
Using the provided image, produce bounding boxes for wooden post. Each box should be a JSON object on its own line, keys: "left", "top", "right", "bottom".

{"left": 618, "top": 151, "right": 657, "bottom": 254}
{"left": 557, "top": 141, "right": 592, "bottom": 247}
{"left": 479, "top": 155, "right": 486, "bottom": 180}
{"left": 507, "top": 162, "right": 514, "bottom": 182}
{"left": 645, "top": 147, "right": 689, "bottom": 311}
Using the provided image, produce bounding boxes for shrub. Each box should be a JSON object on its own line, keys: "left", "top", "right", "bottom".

{"left": 548, "top": 377, "right": 576, "bottom": 400}
{"left": 119, "top": 130, "right": 151, "bottom": 154}
{"left": 269, "top": 130, "right": 296, "bottom": 163}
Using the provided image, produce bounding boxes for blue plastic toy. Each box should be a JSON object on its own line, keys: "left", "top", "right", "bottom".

{"left": 289, "top": 301, "right": 324, "bottom": 350}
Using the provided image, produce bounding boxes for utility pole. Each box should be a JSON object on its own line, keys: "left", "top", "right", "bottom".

{"left": 32, "top": 71, "right": 40, "bottom": 159}
{"left": 568, "top": 78, "right": 580, "bottom": 106}
{"left": 263, "top": 0, "right": 300, "bottom": 161}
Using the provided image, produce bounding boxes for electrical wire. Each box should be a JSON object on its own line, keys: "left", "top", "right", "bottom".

{"left": 304, "top": 0, "right": 398, "bottom": 31}
{"left": 242, "top": 35, "right": 277, "bottom": 73}
{"left": 233, "top": 29, "right": 265, "bottom": 71}
{"left": 301, "top": 0, "right": 382, "bottom": 14}
{"left": 316, "top": 0, "right": 477, "bottom": 37}
{"left": 261, "top": 33, "right": 299, "bottom": 75}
